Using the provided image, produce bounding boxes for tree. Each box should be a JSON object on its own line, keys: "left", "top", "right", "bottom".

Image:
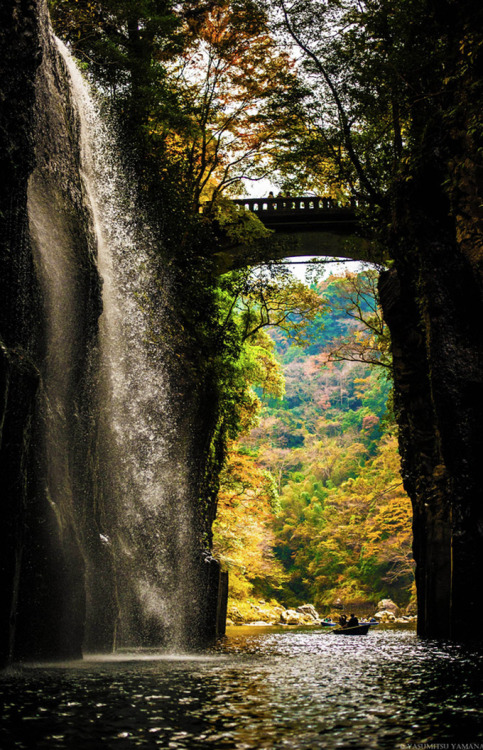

{"left": 210, "top": 263, "right": 325, "bottom": 594}
{"left": 271, "top": 432, "right": 412, "bottom": 608}
{"left": 49, "top": 0, "right": 184, "bottom": 132}
{"left": 212, "top": 445, "right": 285, "bottom": 599}
{"left": 165, "top": 0, "right": 300, "bottom": 209}
{"left": 212, "top": 264, "right": 323, "bottom": 442}
{"left": 51, "top": 0, "right": 300, "bottom": 211}
{"left": 269, "top": 0, "right": 410, "bottom": 207}
{"left": 321, "top": 269, "right": 391, "bottom": 369}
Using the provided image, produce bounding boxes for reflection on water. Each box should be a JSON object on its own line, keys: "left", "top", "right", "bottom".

{"left": 1, "top": 627, "right": 482, "bottom": 749}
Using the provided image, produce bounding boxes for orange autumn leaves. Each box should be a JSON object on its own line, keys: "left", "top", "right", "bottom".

{"left": 212, "top": 446, "right": 286, "bottom": 595}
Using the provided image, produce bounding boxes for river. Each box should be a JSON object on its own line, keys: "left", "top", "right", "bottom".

{"left": 1, "top": 626, "right": 482, "bottom": 749}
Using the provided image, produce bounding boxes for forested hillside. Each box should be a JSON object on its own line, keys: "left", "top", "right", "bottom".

{"left": 213, "top": 270, "right": 415, "bottom": 614}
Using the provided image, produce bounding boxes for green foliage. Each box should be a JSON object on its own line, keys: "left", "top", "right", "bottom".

{"left": 214, "top": 198, "right": 272, "bottom": 246}
{"left": 49, "top": 0, "right": 184, "bottom": 130}
{"left": 212, "top": 444, "right": 286, "bottom": 597}
{"left": 206, "top": 263, "right": 324, "bottom": 454}
{"left": 272, "top": 433, "right": 413, "bottom": 610}
{"left": 218, "top": 271, "right": 413, "bottom": 609}
{"left": 266, "top": 0, "right": 483, "bottom": 261}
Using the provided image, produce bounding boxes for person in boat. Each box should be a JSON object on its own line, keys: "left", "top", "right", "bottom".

{"left": 347, "top": 613, "right": 359, "bottom": 628}
{"left": 339, "top": 614, "right": 347, "bottom": 627}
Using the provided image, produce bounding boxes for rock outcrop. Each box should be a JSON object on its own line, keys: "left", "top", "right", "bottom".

{"left": 375, "top": 599, "right": 399, "bottom": 617}
{"left": 378, "top": 113, "right": 483, "bottom": 641}
{"left": 0, "top": 0, "right": 103, "bottom": 664}
{"left": 297, "top": 604, "right": 320, "bottom": 621}
{"left": 0, "top": 0, "right": 43, "bottom": 669}
{"left": 227, "top": 601, "right": 321, "bottom": 626}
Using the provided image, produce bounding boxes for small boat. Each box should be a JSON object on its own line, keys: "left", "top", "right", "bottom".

{"left": 332, "top": 623, "right": 373, "bottom": 635}
{"left": 319, "top": 620, "right": 337, "bottom": 628}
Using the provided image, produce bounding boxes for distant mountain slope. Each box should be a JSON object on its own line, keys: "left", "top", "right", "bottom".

{"left": 214, "top": 272, "right": 414, "bottom": 614}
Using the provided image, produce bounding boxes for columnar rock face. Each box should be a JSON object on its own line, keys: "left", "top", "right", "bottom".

{"left": 379, "top": 161, "right": 483, "bottom": 641}
{"left": 0, "top": 0, "right": 102, "bottom": 664}
{"left": 1, "top": 0, "right": 45, "bottom": 666}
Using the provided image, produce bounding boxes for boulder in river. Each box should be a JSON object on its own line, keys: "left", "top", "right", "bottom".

{"left": 376, "top": 598, "right": 399, "bottom": 616}
{"left": 280, "top": 609, "right": 305, "bottom": 625}
{"left": 374, "top": 610, "right": 397, "bottom": 623}
{"left": 296, "top": 604, "right": 319, "bottom": 621}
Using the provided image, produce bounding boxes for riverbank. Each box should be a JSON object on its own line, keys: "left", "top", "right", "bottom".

{"left": 227, "top": 598, "right": 417, "bottom": 627}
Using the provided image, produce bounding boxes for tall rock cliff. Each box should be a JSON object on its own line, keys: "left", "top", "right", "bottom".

{"left": 0, "top": 0, "right": 226, "bottom": 664}
{"left": 1, "top": 0, "right": 46, "bottom": 665}
{"left": 378, "top": 59, "right": 483, "bottom": 640}
{"left": 0, "top": 0, "right": 101, "bottom": 663}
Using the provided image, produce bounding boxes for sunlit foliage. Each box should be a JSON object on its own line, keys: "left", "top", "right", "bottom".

{"left": 212, "top": 445, "right": 286, "bottom": 599}
{"left": 216, "top": 272, "right": 413, "bottom": 610}
{"left": 166, "top": 0, "right": 300, "bottom": 209}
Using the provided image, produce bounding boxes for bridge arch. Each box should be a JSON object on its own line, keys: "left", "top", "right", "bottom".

{"left": 215, "top": 196, "right": 380, "bottom": 273}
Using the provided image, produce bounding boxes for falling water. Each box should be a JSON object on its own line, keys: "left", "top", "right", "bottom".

{"left": 28, "top": 172, "right": 80, "bottom": 534}
{"left": 49, "top": 40, "right": 198, "bottom": 650}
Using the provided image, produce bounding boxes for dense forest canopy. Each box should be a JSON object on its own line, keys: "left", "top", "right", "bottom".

{"left": 213, "top": 272, "right": 414, "bottom": 615}
{"left": 49, "top": 0, "right": 301, "bottom": 209}
{"left": 49, "top": 0, "right": 483, "bottom": 237}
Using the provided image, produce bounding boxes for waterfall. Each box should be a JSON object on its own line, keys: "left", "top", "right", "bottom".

{"left": 35, "top": 40, "right": 199, "bottom": 651}
{"left": 28, "top": 174, "right": 80, "bottom": 532}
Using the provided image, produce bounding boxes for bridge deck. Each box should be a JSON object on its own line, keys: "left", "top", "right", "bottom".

{"left": 232, "top": 197, "right": 358, "bottom": 233}
{"left": 214, "top": 197, "right": 374, "bottom": 273}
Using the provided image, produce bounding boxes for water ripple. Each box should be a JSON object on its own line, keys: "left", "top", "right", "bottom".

{"left": 1, "top": 627, "right": 482, "bottom": 749}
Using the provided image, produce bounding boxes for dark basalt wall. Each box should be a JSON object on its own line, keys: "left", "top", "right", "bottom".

{"left": 0, "top": 0, "right": 102, "bottom": 664}
{"left": 379, "top": 156, "right": 483, "bottom": 641}
{"left": 377, "top": 0, "right": 483, "bottom": 642}
{"left": 0, "top": 0, "right": 44, "bottom": 667}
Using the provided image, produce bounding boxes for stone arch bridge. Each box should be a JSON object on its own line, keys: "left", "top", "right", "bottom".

{"left": 215, "top": 196, "right": 379, "bottom": 272}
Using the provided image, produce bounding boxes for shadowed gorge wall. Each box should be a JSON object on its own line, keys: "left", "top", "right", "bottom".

{"left": 375, "top": 0, "right": 483, "bottom": 641}
{"left": 378, "top": 133, "right": 483, "bottom": 641}
{"left": 0, "top": 0, "right": 48, "bottom": 664}
{"left": 1, "top": 0, "right": 101, "bottom": 663}
{"left": 0, "top": 0, "right": 226, "bottom": 665}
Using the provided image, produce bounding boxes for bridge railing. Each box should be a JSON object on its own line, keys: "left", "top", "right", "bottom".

{"left": 231, "top": 196, "right": 359, "bottom": 214}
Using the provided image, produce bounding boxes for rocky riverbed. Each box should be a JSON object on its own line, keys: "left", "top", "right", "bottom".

{"left": 227, "top": 598, "right": 417, "bottom": 627}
